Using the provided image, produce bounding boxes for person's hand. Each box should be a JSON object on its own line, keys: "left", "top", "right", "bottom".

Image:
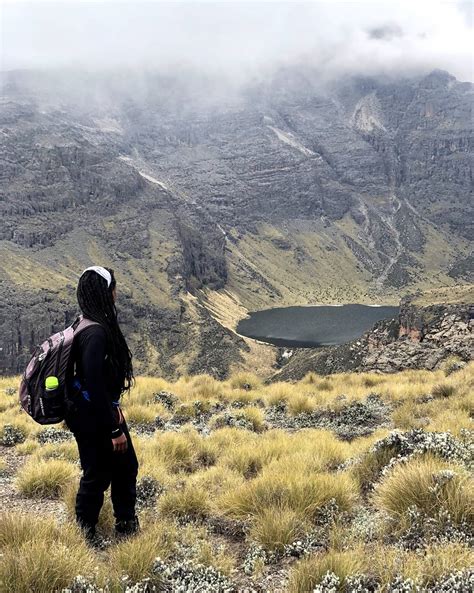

{"left": 112, "top": 432, "right": 128, "bottom": 453}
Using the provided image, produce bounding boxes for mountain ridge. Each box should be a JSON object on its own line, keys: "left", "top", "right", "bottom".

{"left": 0, "top": 67, "right": 472, "bottom": 377}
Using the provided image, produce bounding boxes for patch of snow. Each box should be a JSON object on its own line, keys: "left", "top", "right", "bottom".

{"left": 92, "top": 117, "right": 123, "bottom": 134}
{"left": 267, "top": 125, "right": 317, "bottom": 157}
{"left": 118, "top": 155, "right": 168, "bottom": 190}
{"left": 138, "top": 171, "right": 168, "bottom": 190}
{"left": 351, "top": 93, "right": 387, "bottom": 133}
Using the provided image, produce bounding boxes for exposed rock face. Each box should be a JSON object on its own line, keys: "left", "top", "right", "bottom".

{"left": 273, "top": 298, "right": 473, "bottom": 380}
{"left": 448, "top": 253, "right": 474, "bottom": 282}
{"left": 0, "top": 67, "right": 472, "bottom": 377}
{"left": 177, "top": 222, "right": 227, "bottom": 291}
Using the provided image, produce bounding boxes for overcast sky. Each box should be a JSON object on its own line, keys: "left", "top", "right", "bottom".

{"left": 1, "top": 1, "right": 473, "bottom": 82}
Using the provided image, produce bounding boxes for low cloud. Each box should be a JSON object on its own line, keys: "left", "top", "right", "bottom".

{"left": 1, "top": 1, "right": 473, "bottom": 82}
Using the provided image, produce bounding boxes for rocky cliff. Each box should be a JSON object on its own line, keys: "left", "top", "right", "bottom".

{"left": 0, "top": 67, "right": 472, "bottom": 377}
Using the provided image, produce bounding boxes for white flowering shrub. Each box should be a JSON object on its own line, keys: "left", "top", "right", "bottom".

{"left": 62, "top": 575, "right": 102, "bottom": 593}
{"left": 373, "top": 429, "right": 473, "bottom": 472}
{"left": 150, "top": 557, "right": 235, "bottom": 592}
{"left": 398, "top": 506, "right": 473, "bottom": 550}
{"left": 242, "top": 543, "right": 272, "bottom": 575}
{"left": 153, "top": 391, "right": 178, "bottom": 410}
{"left": 136, "top": 476, "right": 163, "bottom": 509}
{"left": 37, "top": 427, "right": 72, "bottom": 444}
{"left": 0, "top": 423, "right": 26, "bottom": 446}
{"left": 265, "top": 394, "right": 390, "bottom": 439}
{"left": 426, "top": 569, "right": 474, "bottom": 592}
{"left": 312, "top": 571, "right": 341, "bottom": 593}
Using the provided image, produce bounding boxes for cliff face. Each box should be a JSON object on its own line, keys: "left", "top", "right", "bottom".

{"left": 272, "top": 295, "right": 473, "bottom": 381}
{"left": 0, "top": 68, "right": 472, "bottom": 377}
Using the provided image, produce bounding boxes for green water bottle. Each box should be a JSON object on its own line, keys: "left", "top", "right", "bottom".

{"left": 45, "top": 376, "right": 59, "bottom": 393}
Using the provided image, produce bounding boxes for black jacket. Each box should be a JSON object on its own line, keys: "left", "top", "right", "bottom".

{"left": 65, "top": 323, "right": 123, "bottom": 437}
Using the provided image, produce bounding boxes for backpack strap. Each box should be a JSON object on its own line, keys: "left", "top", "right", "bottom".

{"left": 73, "top": 314, "right": 102, "bottom": 335}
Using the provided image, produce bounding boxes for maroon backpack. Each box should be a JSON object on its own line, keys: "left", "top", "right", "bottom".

{"left": 19, "top": 314, "right": 100, "bottom": 424}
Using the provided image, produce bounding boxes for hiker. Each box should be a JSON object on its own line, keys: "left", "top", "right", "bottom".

{"left": 64, "top": 265, "right": 139, "bottom": 544}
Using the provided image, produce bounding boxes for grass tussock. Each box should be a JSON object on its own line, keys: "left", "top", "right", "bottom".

{"left": 366, "top": 543, "right": 474, "bottom": 587}
{"left": 0, "top": 512, "right": 97, "bottom": 593}
{"left": 108, "top": 520, "right": 177, "bottom": 584}
{"left": 229, "top": 371, "right": 262, "bottom": 391}
{"left": 0, "top": 540, "right": 96, "bottom": 593}
{"left": 289, "top": 542, "right": 474, "bottom": 591}
{"left": 374, "top": 455, "right": 473, "bottom": 526}
{"left": 15, "top": 440, "right": 40, "bottom": 455}
{"left": 219, "top": 470, "right": 358, "bottom": 520}
{"left": 124, "top": 403, "right": 159, "bottom": 425}
{"left": 250, "top": 505, "right": 308, "bottom": 552}
{"left": 33, "top": 441, "right": 78, "bottom": 462}
{"left": 351, "top": 443, "right": 400, "bottom": 490}
{"left": 158, "top": 485, "right": 210, "bottom": 519}
{"left": 16, "top": 458, "right": 78, "bottom": 498}
{"left": 431, "top": 383, "right": 456, "bottom": 398}
{"left": 288, "top": 549, "right": 365, "bottom": 593}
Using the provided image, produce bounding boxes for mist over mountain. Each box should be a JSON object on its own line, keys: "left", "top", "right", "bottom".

{"left": 1, "top": 62, "right": 472, "bottom": 377}
{"left": 1, "top": 2, "right": 472, "bottom": 378}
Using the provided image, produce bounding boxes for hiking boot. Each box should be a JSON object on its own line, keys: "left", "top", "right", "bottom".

{"left": 115, "top": 515, "right": 140, "bottom": 538}
{"left": 79, "top": 524, "right": 102, "bottom": 549}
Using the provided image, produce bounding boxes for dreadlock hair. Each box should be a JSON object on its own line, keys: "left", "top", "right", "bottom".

{"left": 76, "top": 267, "right": 134, "bottom": 394}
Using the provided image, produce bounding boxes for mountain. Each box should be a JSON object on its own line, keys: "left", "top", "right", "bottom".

{"left": 0, "top": 67, "right": 472, "bottom": 377}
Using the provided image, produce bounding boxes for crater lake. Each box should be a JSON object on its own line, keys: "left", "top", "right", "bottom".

{"left": 237, "top": 304, "right": 399, "bottom": 348}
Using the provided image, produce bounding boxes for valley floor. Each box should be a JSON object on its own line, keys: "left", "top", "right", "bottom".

{"left": 0, "top": 363, "right": 472, "bottom": 592}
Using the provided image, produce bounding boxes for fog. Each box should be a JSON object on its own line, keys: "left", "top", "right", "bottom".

{"left": 1, "top": 1, "right": 473, "bottom": 83}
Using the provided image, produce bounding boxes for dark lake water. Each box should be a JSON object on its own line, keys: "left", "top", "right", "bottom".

{"left": 237, "top": 304, "right": 399, "bottom": 348}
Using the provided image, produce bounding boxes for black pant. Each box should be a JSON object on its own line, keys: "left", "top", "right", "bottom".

{"left": 72, "top": 421, "right": 139, "bottom": 532}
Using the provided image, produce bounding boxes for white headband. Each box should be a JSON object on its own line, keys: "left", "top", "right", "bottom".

{"left": 81, "top": 266, "right": 112, "bottom": 287}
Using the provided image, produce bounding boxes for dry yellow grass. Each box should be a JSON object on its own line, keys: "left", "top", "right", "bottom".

{"left": 250, "top": 505, "right": 308, "bottom": 552}
{"left": 123, "top": 403, "right": 158, "bottom": 425}
{"left": 108, "top": 520, "right": 177, "bottom": 584}
{"left": 16, "top": 458, "right": 78, "bottom": 498}
{"left": 33, "top": 441, "right": 78, "bottom": 462}
{"left": 288, "top": 548, "right": 366, "bottom": 592}
{"left": 218, "top": 470, "right": 358, "bottom": 520}
{"left": 374, "top": 455, "right": 473, "bottom": 526}
{"left": 0, "top": 513, "right": 97, "bottom": 593}
{"left": 158, "top": 485, "right": 210, "bottom": 519}
{"left": 288, "top": 542, "right": 474, "bottom": 591}
{"left": 0, "top": 363, "right": 472, "bottom": 590}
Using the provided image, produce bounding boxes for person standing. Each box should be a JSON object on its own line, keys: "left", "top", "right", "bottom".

{"left": 65, "top": 265, "right": 139, "bottom": 545}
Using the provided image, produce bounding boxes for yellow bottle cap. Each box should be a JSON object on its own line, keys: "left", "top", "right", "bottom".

{"left": 45, "top": 376, "right": 59, "bottom": 390}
